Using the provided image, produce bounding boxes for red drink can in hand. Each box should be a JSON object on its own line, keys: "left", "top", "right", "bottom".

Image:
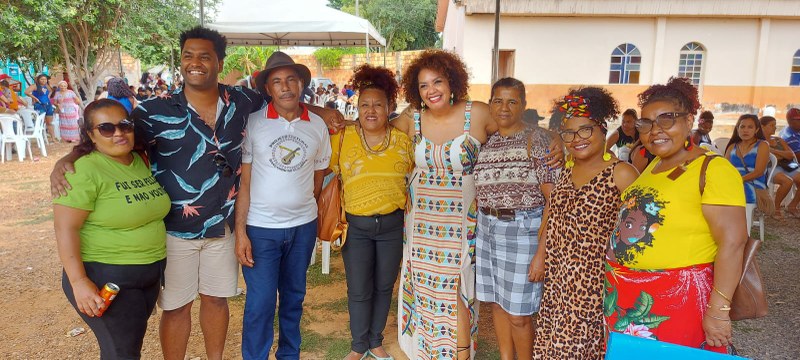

{"left": 97, "top": 282, "right": 120, "bottom": 317}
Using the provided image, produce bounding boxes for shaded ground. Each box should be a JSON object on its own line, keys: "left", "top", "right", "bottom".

{"left": 0, "top": 143, "right": 797, "bottom": 359}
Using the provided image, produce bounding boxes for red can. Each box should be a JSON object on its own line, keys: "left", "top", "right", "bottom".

{"left": 97, "top": 282, "right": 120, "bottom": 317}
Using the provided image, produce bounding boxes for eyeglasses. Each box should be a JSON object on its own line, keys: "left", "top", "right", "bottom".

{"left": 635, "top": 112, "right": 688, "bottom": 134}
{"left": 559, "top": 125, "right": 596, "bottom": 143}
{"left": 94, "top": 120, "right": 135, "bottom": 138}
{"left": 213, "top": 153, "right": 234, "bottom": 177}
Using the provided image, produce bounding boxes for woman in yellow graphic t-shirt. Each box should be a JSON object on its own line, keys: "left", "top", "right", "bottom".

{"left": 605, "top": 77, "right": 747, "bottom": 354}
{"left": 331, "top": 65, "right": 413, "bottom": 360}
{"left": 53, "top": 99, "right": 170, "bottom": 359}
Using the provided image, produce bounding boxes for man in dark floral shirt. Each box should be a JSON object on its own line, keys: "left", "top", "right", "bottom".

{"left": 52, "top": 26, "right": 343, "bottom": 360}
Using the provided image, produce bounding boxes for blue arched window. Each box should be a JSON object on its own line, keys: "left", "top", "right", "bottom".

{"left": 791, "top": 49, "right": 800, "bottom": 86}
{"left": 679, "top": 42, "right": 705, "bottom": 86}
{"left": 609, "top": 43, "right": 641, "bottom": 84}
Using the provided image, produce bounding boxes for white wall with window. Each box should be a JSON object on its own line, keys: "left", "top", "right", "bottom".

{"left": 678, "top": 42, "right": 705, "bottom": 86}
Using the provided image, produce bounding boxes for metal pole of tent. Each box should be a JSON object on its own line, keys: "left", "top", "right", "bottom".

{"left": 200, "top": 0, "right": 205, "bottom": 26}
{"left": 491, "top": 0, "right": 500, "bottom": 85}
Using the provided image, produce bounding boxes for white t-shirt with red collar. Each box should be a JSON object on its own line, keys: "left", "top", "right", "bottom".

{"left": 242, "top": 102, "right": 331, "bottom": 228}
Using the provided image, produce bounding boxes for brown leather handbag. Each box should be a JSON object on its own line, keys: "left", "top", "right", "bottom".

{"left": 699, "top": 155, "right": 768, "bottom": 320}
{"left": 317, "top": 127, "right": 347, "bottom": 250}
{"left": 729, "top": 236, "right": 768, "bottom": 320}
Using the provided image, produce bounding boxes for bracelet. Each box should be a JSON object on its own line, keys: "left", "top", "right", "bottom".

{"left": 712, "top": 286, "right": 732, "bottom": 303}
{"left": 707, "top": 303, "right": 732, "bottom": 311}
{"left": 706, "top": 313, "right": 731, "bottom": 322}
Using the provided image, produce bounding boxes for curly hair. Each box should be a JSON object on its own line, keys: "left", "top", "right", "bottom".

{"left": 351, "top": 64, "right": 399, "bottom": 105}
{"left": 699, "top": 110, "right": 714, "bottom": 121}
{"left": 401, "top": 49, "right": 470, "bottom": 108}
{"left": 180, "top": 26, "right": 227, "bottom": 60}
{"left": 638, "top": 77, "right": 701, "bottom": 116}
{"left": 74, "top": 99, "right": 146, "bottom": 156}
{"left": 558, "top": 86, "right": 619, "bottom": 133}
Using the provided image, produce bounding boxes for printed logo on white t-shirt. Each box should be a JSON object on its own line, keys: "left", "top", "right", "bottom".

{"left": 269, "top": 134, "right": 309, "bottom": 172}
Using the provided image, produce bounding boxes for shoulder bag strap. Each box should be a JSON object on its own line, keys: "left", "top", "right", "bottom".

{"left": 699, "top": 153, "right": 720, "bottom": 195}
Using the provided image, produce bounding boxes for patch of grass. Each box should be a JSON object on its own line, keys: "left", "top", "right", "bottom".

{"left": 314, "top": 297, "right": 349, "bottom": 313}
{"left": 299, "top": 328, "right": 351, "bottom": 359}
{"left": 476, "top": 338, "right": 501, "bottom": 360}
{"left": 307, "top": 261, "right": 346, "bottom": 288}
{"left": 17, "top": 212, "right": 53, "bottom": 225}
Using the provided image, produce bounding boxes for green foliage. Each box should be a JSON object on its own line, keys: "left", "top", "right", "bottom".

{"left": 220, "top": 46, "right": 277, "bottom": 78}
{"left": 327, "top": 0, "right": 439, "bottom": 51}
{"left": 313, "top": 47, "right": 364, "bottom": 69}
{"left": 0, "top": 0, "right": 219, "bottom": 95}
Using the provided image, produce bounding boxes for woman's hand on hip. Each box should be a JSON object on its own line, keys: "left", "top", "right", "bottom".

{"left": 235, "top": 232, "right": 255, "bottom": 268}
{"left": 71, "top": 277, "right": 104, "bottom": 317}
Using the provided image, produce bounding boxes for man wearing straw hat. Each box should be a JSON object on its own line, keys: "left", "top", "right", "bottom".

{"left": 234, "top": 51, "right": 331, "bottom": 360}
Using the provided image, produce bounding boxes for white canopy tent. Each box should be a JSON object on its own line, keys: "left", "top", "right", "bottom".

{"left": 207, "top": 0, "right": 386, "bottom": 48}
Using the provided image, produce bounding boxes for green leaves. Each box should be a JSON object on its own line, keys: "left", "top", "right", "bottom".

{"left": 327, "top": 0, "right": 438, "bottom": 51}
{"left": 608, "top": 290, "right": 669, "bottom": 332}
{"left": 603, "top": 289, "right": 617, "bottom": 317}
{"left": 625, "top": 291, "right": 654, "bottom": 320}
{"left": 221, "top": 46, "right": 278, "bottom": 78}
{"left": 638, "top": 314, "right": 670, "bottom": 328}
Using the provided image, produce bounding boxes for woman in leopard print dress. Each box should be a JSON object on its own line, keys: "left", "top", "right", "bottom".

{"left": 532, "top": 87, "right": 638, "bottom": 359}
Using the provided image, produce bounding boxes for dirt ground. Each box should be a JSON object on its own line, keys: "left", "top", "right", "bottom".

{"left": 1, "top": 142, "right": 798, "bottom": 359}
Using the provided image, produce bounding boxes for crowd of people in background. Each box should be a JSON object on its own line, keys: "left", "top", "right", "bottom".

{"left": 31, "top": 23, "right": 799, "bottom": 360}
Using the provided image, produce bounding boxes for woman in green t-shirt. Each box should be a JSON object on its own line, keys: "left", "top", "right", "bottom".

{"left": 53, "top": 99, "right": 170, "bottom": 359}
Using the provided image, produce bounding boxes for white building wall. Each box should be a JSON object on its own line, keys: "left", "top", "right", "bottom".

{"left": 659, "top": 18, "right": 760, "bottom": 86}
{"left": 462, "top": 15, "right": 657, "bottom": 85}
{"left": 764, "top": 19, "right": 800, "bottom": 87}
{"left": 458, "top": 15, "right": 800, "bottom": 88}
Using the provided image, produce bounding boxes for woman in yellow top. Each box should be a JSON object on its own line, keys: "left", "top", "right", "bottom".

{"left": 332, "top": 64, "right": 413, "bottom": 360}
{"left": 605, "top": 77, "right": 747, "bottom": 353}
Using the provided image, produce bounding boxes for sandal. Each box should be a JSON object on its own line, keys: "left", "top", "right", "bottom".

{"left": 367, "top": 349, "right": 394, "bottom": 360}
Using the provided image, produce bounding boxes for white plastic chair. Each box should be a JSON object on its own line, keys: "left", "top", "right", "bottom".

{"left": 23, "top": 112, "right": 47, "bottom": 157}
{"left": 752, "top": 153, "right": 777, "bottom": 242}
{"left": 17, "top": 109, "right": 37, "bottom": 134}
{"left": 346, "top": 104, "right": 358, "bottom": 120}
{"left": 713, "top": 137, "right": 730, "bottom": 155}
{"left": 0, "top": 116, "right": 33, "bottom": 162}
{"left": 335, "top": 99, "right": 347, "bottom": 115}
{"left": 52, "top": 113, "right": 61, "bottom": 141}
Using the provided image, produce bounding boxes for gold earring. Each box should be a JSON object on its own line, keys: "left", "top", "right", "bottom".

{"left": 565, "top": 154, "right": 575, "bottom": 168}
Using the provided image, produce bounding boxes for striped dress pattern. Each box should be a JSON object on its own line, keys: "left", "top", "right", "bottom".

{"left": 398, "top": 102, "right": 481, "bottom": 360}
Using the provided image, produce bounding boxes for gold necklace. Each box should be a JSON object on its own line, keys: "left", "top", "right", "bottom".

{"left": 358, "top": 123, "right": 391, "bottom": 155}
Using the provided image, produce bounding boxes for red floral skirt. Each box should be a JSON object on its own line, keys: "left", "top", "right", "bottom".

{"left": 604, "top": 260, "right": 725, "bottom": 353}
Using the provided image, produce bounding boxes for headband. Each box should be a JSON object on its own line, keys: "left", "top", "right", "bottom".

{"left": 561, "top": 95, "right": 591, "bottom": 120}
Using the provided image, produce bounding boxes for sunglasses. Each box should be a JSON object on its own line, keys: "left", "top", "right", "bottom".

{"left": 635, "top": 112, "right": 688, "bottom": 134}
{"left": 213, "top": 153, "right": 234, "bottom": 177}
{"left": 559, "top": 125, "right": 597, "bottom": 143}
{"left": 94, "top": 119, "right": 135, "bottom": 138}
